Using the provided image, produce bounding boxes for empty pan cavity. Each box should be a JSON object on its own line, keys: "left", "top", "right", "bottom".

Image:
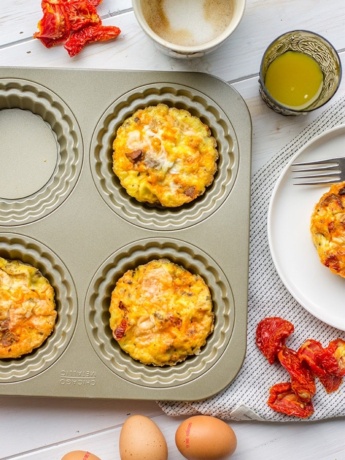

{"left": 0, "top": 79, "right": 83, "bottom": 225}
{"left": 0, "top": 109, "right": 58, "bottom": 200}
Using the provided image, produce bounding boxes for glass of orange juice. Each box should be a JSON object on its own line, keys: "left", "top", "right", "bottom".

{"left": 259, "top": 30, "right": 342, "bottom": 116}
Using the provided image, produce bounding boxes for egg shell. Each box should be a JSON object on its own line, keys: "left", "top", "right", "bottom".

{"left": 61, "top": 451, "right": 101, "bottom": 460}
{"left": 119, "top": 414, "right": 168, "bottom": 460}
{"left": 175, "top": 415, "right": 237, "bottom": 460}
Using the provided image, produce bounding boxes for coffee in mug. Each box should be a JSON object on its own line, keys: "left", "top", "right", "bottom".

{"left": 132, "top": 0, "right": 246, "bottom": 58}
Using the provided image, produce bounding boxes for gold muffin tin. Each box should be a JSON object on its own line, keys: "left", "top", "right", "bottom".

{"left": 0, "top": 67, "right": 251, "bottom": 401}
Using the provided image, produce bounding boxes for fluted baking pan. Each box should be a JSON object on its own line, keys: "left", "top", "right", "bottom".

{"left": 0, "top": 67, "right": 251, "bottom": 401}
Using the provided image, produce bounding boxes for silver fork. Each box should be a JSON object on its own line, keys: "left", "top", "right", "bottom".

{"left": 291, "top": 157, "right": 345, "bottom": 185}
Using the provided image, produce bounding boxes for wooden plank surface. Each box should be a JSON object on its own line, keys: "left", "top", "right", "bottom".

{"left": 1, "top": 1, "right": 345, "bottom": 459}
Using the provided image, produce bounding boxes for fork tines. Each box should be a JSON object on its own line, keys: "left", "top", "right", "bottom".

{"left": 291, "top": 158, "right": 343, "bottom": 185}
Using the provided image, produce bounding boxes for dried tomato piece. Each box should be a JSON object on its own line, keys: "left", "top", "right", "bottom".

{"left": 118, "top": 301, "right": 127, "bottom": 311}
{"left": 64, "top": 24, "right": 121, "bottom": 57}
{"left": 88, "top": 0, "right": 102, "bottom": 6}
{"left": 113, "top": 318, "right": 127, "bottom": 340}
{"left": 278, "top": 346, "right": 316, "bottom": 401}
{"left": 66, "top": 0, "right": 101, "bottom": 31}
{"left": 34, "top": 0, "right": 71, "bottom": 47}
{"left": 268, "top": 382, "right": 314, "bottom": 419}
{"left": 327, "top": 338, "right": 345, "bottom": 376}
{"left": 256, "top": 317, "right": 294, "bottom": 364}
{"left": 298, "top": 339, "right": 339, "bottom": 375}
{"left": 298, "top": 339, "right": 343, "bottom": 393}
{"left": 318, "top": 373, "right": 343, "bottom": 393}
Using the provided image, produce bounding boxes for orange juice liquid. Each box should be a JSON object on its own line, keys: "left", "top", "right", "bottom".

{"left": 264, "top": 51, "right": 324, "bottom": 110}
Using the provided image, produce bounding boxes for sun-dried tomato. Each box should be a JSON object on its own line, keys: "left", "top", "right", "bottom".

{"left": 278, "top": 346, "right": 316, "bottom": 401}
{"left": 319, "top": 372, "right": 343, "bottom": 393}
{"left": 268, "top": 382, "right": 314, "bottom": 419}
{"left": 34, "top": 1, "right": 71, "bottom": 47}
{"left": 298, "top": 339, "right": 343, "bottom": 393}
{"left": 327, "top": 338, "right": 345, "bottom": 376}
{"left": 118, "top": 301, "right": 127, "bottom": 311}
{"left": 258, "top": 316, "right": 345, "bottom": 418}
{"left": 64, "top": 24, "right": 121, "bottom": 57}
{"left": 34, "top": 0, "right": 121, "bottom": 56}
{"left": 298, "top": 339, "right": 339, "bottom": 375}
{"left": 113, "top": 319, "right": 127, "bottom": 340}
{"left": 66, "top": 0, "right": 101, "bottom": 31}
{"left": 256, "top": 317, "right": 294, "bottom": 364}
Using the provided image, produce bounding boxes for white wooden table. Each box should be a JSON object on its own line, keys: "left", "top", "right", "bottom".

{"left": 1, "top": 1, "right": 345, "bottom": 459}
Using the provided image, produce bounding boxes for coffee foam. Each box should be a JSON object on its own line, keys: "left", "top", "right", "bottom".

{"left": 141, "top": 0, "right": 234, "bottom": 47}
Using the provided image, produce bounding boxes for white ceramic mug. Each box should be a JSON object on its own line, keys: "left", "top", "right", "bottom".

{"left": 132, "top": 0, "right": 246, "bottom": 59}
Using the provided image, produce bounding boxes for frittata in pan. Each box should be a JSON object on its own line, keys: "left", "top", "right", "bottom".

{"left": 310, "top": 182, "right": 345, "bottom": 278}
{"left": 112, "top": 104, "right": 218, "bottom": 207}
{"left": 109, "top": 258, "right": 214, "bottom": 366}
{"left": 0, "top": 257, "right": 57, "bottom": 359}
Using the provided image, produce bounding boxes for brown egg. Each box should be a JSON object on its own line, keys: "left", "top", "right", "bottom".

{"left": 61, "top": 451, "right": 101, "bottom": 460}
{"left": 175, "top": 415, "right": 237, "bottom": 460}
{"left": 119, "top": 414, "right": 168, "bottom": 460}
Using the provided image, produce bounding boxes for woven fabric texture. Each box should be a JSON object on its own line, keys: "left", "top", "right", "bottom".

{"left": 158, "top": 96, "right": 345, "bottom": 422}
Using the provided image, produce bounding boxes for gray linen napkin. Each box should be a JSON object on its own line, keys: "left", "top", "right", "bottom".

{"left": 158, "top": 95, "right": 345, "bottom": 422}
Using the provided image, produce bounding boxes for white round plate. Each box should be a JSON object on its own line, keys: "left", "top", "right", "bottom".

{"left": 268, "top": 125, "right": 345, "bottom": 331}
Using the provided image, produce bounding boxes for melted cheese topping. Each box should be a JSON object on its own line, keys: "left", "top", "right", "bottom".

{"left": 0, "top": 257, "right": 57, "bottom": 358}
{"left": 109, "top": 259, "right": 214, "bottom": 366}
{"left": 112, "top": 104, "right": 218, "bottom": 207}
{"left": 310, "top": 182, "right": 345, "bottom": 278}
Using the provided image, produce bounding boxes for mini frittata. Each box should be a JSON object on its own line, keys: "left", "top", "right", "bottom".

{"left": 310, "top": 182, "right": 345, "bottom": 278}
{"left": 112, "top": 104, "right": 218, "bottom": 207}
{"left": 0, "top": 257, "right": 57, "bottom": 359}
{"left": 109, "top": 258, "right": 214, "bottom": 366}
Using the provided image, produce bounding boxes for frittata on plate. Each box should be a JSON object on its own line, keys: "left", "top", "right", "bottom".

{"left": 109, "top": 258, "right": 214, "bottom": 366}
{"left": 112, "top": 104, "right": 218, "bottom": 207}
{"left": 310, "top": 182, "right": 345, "bottom": 278}
{"left": 0, "top": 257, "right": 57, "bottom": 359}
